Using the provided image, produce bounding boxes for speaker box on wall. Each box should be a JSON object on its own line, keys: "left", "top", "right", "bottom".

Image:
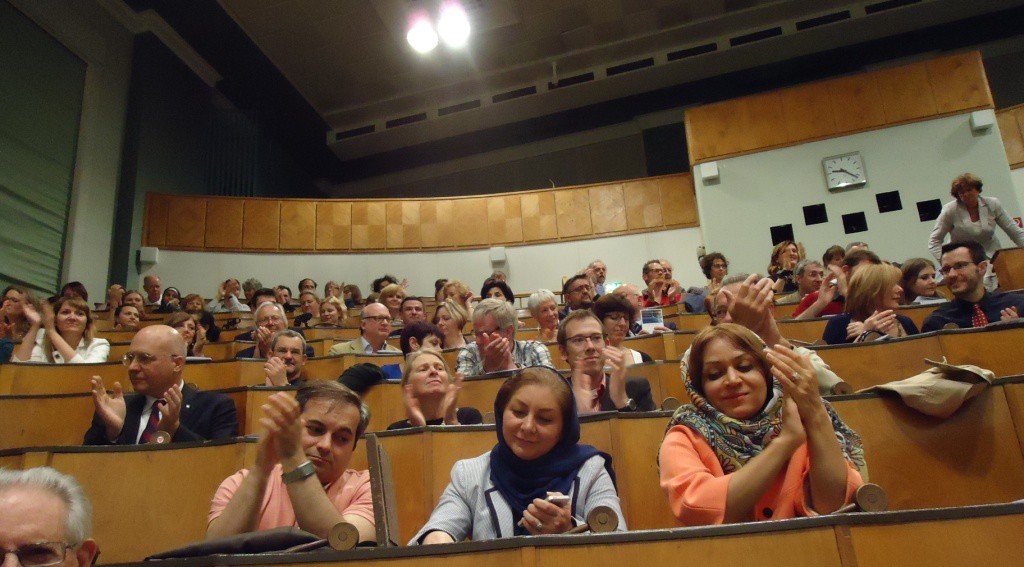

{"left": 803, "top": 204, "right": 828, "bottom": 225}
{"left": 876, "top": 191, "right": 903, "bottom": 213}
{"left": 842, "top": 212, "right": 868, "bottom": 234}
{"left": 917, "top": 199, "right": 942, "bottom": 222}
{"left": 770, "top": 224, "right": 795, "bottom": 245}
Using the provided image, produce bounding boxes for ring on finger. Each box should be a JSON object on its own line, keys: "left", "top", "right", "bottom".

{"left": 791, "top": 372, "right": 800, "bottom": 381}
{"left": 536, "top": 521, "right": 543, "bottom": 530}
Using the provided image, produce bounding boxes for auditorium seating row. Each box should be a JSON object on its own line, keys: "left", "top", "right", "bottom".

{"left": 2, "top": 377, "right": 1022, "bottom": 562}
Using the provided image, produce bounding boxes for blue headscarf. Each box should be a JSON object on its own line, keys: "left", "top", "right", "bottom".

{"left": 488, "top": 366, "right": 616, "bottom": 535}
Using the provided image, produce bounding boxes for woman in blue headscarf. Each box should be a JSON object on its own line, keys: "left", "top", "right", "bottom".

{"left": 412, "top": 366, "right": 625, "bottom": 544}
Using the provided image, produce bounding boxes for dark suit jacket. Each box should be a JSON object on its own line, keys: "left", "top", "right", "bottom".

{"left": 598, "top": 374, "right": 656, "bottom": 412}
{"left": 83, "top": 385, "right": 238, "bottom": 445}
{"left": 235, "top": 343, "right": 315, "bottom": 359}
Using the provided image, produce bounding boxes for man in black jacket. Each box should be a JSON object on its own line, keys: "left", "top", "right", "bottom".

{"left": 84, "top": 325, "right": 238, "bottom": 445}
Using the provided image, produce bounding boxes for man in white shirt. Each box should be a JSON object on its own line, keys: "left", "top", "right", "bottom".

{"left": 143, "top": 274, "right": 162, "bottom": 306}
{"left": 328, "top": 303, "right": 400, "bottom": 355}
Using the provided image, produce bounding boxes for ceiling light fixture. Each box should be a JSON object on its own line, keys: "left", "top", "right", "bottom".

{"left": 407, "top": 18, "right": 439, "bottom": 53}
{"left": 437, "top": 3, "right": 471, "bottom": 48}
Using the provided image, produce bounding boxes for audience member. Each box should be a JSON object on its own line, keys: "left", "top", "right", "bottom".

{"left": 371, "top": 275, "right": 400, "bottom": 294}
{"left": 481, "top": 278, "right": 515, "bottom": 303}
{"left": 328, "top": 303, "right": 401, "bottom": 355}
{"left": 399, "top": 322, "right": 444, "bottom": 354}
{"left": 587, "top": 260, "right": 608, "bottom": 295}
{"left": 337, "top": 362, "right": 387, "bottom": 395}
{"left": 275, "top": 285, "right": 296, "bottom": 312}
{"left": 123, "top": 290, "right": 145, "bottom": 311}
{"left": 165, "top": 312, "right": 206, "bottom": 358}
{"left": 378, "top": 283, "right": 406, "bottom": 323}
{"left": 592, "top": 294, "right": 651, "bottom": 364}
{"left": 154, "top": 287, "right": 181, "bottom": 313}
{"left": 433, "top": 299, "right": 468, "bottom": 349}
{"left": 207, "top": 382, "right": 374, "bottom": 542}
{"left": 182, "top": 293, "right": 221, "bottom": 343}
{"left": 641, "top": 260, "right": 680, "bottom": 307}
{"left": 237, "top": 302, "right": 313, "bottom": 359}
{"left": 699, "top": 253, "right": 729, "bottom": 298}
{"left": 489, "top": 271, "right": 507, "bottom": 282}
{"left": 433, "top": 278, "right": 448, "bottom": 304}
{"left": 558, "top": 310, "right": 654, "bottom": 413}
{"left": 113, "top": 304, "right": 141, "bottom": 332}
{"left": 85, "top": 325, "right": 237, "bottom": 444}
{"left": 343, "top": 284, "right": 362, "bottom": 309}
{"left": 0, "top": 467, "right": 99, "bottom": 567}
{"left": 207, "top": 279, "right": 245, "bottom": 313}
{"left": 456, "top": 299, "right": 552, "bottom": 376}
{"left": 613, "top": 283, "right": 675, "bottom": 336}
{"left": 0, "top": 285, "right": 35, "bottom": 342}
{"left": 263, "top": 330, "right": 309, "bottom": 387}
{"left": 400, "top": 296, "right": 427, "bottom": 325}
{"left": 793, "top": 250, "right": 882, "bottom": 319}
{"left": 822, "top": 245, "right": 845, "bottom": 268}
{"left": 412, "top": 366, "right": 624, "bottom": 544}
{"left": 13, "top": 297, "right": 110, "bottom": 364}
{"left": 921, "top": 241, "right": 1024, "bottom": 332}
{"left": 324, "top": 280, "right": 343, "bottom": 301}
{"left": 900, "top": 258, "right": 946, "bottom": 305}
{"left": 527, "top": 289, "right": 559, "bottom": 343}
{"left": 105, "top": 284, "right": 125, "bottom": 312}
{"left": 298, "top": 278, "right": 318, "bottom": 294}
{"left": 659, "top": 324, "right": 865, "bottom": 525}
{"left": 296, "top": 291, "right": 320, "bottom": 327}
{"left": 822, "top": 264, "right": 919, "bottom": 344}
{"left": 143, "top": 275, "right": 162, "bottom": 305}
{"left": 560, "top": 274, "right": 595, "bottom": 318}
{"left": 442, "top": 280, "right": 474, "bottom": 314}
{"left": 777, "top": 259, "right": 824, "bottom": 305}
{"left": 61, "top": 282, "right": 89, "bottom": 303}
{"left": 767, "top": 241, "right": 802, "bottom": 294}
{"left": 241, "top": 278, "right": 263, "bottom": 302}
{"left": 845, "top": 241, "right": 869, "bottom": 253}
{"left": 315, "top": 298, "right": 343, "bottom": 327}
{"left": 388, "top": 348, "right": 481, "bottom": 430}
{"left": 658, "top": 258, "right": 683, "bottom": 299}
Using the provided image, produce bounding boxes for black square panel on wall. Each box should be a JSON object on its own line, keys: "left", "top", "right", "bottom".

{"left": 876, "top": 191, "right": 903, "bottom": 213}
{"left": 803, "top": 204, "right": 828, "bottom": 225}
{"left": 770, "top": 224, "right": 795, "bottom": 245}
{"left": 917, "top": 199, "right": 943, "bottom": 222}
{"left": 842, "top": 212, "right": 868, "bottom": 234}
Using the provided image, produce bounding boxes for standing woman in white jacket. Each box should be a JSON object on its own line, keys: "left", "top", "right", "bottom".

{"left": 12, "top": 296, "right": 110, "bottom": 363}
{"left": 928, "top": 173, "right": 1024, "bottom": 289}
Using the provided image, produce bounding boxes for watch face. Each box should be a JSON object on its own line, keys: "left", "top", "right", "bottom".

{"left": 823, "top": 153, "right": 867, "bottom": 189}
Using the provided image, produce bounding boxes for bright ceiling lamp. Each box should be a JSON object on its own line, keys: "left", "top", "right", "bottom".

{"left": 407, "top": 18, "right": 438, "bottom": 53}
{"left": 437, "top": 3, "right": 470, "bottom": 48}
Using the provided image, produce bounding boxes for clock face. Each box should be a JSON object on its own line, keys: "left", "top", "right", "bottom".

{"left": 823, "top": 153, "right": 867, "bottom": 189}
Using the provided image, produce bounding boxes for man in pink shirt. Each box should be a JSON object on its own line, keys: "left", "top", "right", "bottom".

{"left": 207, "top": 382, "right": 375, "bottom": 542}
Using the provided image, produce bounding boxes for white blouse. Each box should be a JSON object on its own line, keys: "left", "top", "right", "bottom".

{"left": 13, "top": 328, "right": 111, "bottom": 364}
{"left": 928, "top": 196, "right": 1024, "bottom": 260}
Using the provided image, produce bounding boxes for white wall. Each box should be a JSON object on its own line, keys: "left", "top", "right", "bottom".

{"left": 10, "top": 0, "right": 133, "bottom": 297}
{"left": 141, "top": 227, "right": 705, "bottom": 299}
{"left": 1011, "top": 168, "right": 1024, "bottom": 209}
{"left": 694, "top": 112, "right": 1021, "bottom": 274}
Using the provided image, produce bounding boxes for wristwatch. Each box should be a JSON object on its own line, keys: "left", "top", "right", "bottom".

{"left": 618, "top": 398, "right": 638, "bottom": 411}
{"left": 281, "top": 461, "right": 316, "bottom": 484}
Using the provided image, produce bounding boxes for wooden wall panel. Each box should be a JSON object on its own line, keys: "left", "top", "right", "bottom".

{"left": 997, "top": 106, "right": 1024, "bottom": 168}
{"left": 386, "top": 201, "right": 421, "bottom": 249}
{"left": 452, "top": 198, "right": 489, "bottom": 246}
{"left": 419, "top": 200, "right": 455, "bottom": 248}
{"left": 521, "top": 192, "right": 558, "bottom": 242}
{"left": 242, "top": 200, "right": 280, "bottom": 250}
{"left": 165, "top": 197, "right": 206, "bottom": 248}
{"left": 554, "top": 188, "right": 593, "bottom": 238}
{"left": 145, "top": 194, "right": 170, "bottom": 247}
{"left": 623, "top": 179, "right": 664, "bottom": 229}
{"left": 588, "top": 184, "right": 627, "bottom": 234}
{"left": 661, "top": 174, "right": 698, "bottom": 226}
{"left": 487, "top": 195, "right": 524, "bottom": 244}
{"left": 687, "top": 52, "right": 993, "bottom": 164}
{"left": 314, "top": 201, "right": 350, "bottom": 250}
{"left": 278, "top": 201, "right": 315, "bottom": 250}
{"left": 204, "top": 200, "right": 243, "bottom": 249}
{"left": 351, "top": 201, "right": 387, "bottom": 250}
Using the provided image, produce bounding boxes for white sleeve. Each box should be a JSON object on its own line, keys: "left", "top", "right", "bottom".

{"left": 990, "top": 197, "right": 1024, "bottom": 249}
{"left": 928, "top": 202, "right": 956, "bottom": 260}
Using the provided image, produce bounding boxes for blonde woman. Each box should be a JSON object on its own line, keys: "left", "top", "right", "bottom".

{"left": 821, "top": 264, "right": 919, "bottom": 344}
{"left": 13, "top": 297, "right": 110, "bottom": 363}
{"left": 433, "top": 299, "right": 468, "bottom": 349}
{"left": 379, "top": 283, "right": 407, "bottom": 323}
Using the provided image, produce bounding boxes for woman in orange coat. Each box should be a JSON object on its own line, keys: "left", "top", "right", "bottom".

{"left": 659, "top": 323, "right": 864, "bottom": 525}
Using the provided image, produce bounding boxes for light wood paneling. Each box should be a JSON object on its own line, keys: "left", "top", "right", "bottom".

{"left": 487, "top": 195, "right": 524, "bottom": 244}
{"left": 419, "top": 200, "right": 455, "bottom": 248}
{"left": 521, "top": 192, "right": 558, "bottom": 242}
{"left": 623, "top": 179, "right": 664, "bottom": 229}
{"left": 350, "top": 201, "right": 387, "bottom": 250}
{"left": 554, "top": 188, "right": 593, "bottom": 238}
{"left": 997, "top": 105, "right": 1024, "bottom": 169}
{"left": 588, "top": 184, "right": 627, "bottom": 234}
{"left": 278, "top": 201, "right": 316, "bottom": 250}
{"left": 204, "top": 199, "right": 243, "bottom": 249}
{"left": 452, "top": 198, "right": 489, "bottom": 246}
{"left": 661, "top": 174, "right": 698, "bottom": 226}
{"left": 145, "top": 193, "right": 170, "bottom": 247}
{"left": 165, "top": 197, "right": 206, "bottom": 248}
{"left": 687, "top": 52, "right": 993, "bottom": 164}
{"left": 386, "top": 201, "right": 421, "bottom": 249}
{"left": 242, "top": 200, "right": 280, "bottom": 249}
{"left": 314, "top": 201, "right": 351, "bottom": 250}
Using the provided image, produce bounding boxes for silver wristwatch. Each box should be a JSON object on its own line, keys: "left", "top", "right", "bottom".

{"left": 281, "top": 461, "right": 315, "bottom": 484}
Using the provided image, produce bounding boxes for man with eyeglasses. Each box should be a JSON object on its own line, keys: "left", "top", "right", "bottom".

{"left": 921, "top": 241, "right": 1024, "bottom": 332}
{"left": 456, "top": 298, "right": 552, "bottom": 376}
{"left": 84, "top": 325, "right": 238, "bottom": 445}
{"left": 327, "top": 303, "right": 400, "bottom": 356}
{"left": 557, "top": 310, "right": 654, "bottom": 413}
{"left": 641, "top": 260, "right": 681, "bottom": 307}
{"left": 0, "top": 467, "right": 98, "bottom": 567}
{"left": 264, "top": 330, "right": 309, "bottom": 387}
{"left": 777, "top": 260, "right": 826, "bottom": 305}
{"left": 236, "top": 302, "right": 314, "bottom": 359}
{"left": 559, "top": 274, "right": 596, "bottom": 320}
{"left": 587, "top": 260, "right": 608, "bottom": 295}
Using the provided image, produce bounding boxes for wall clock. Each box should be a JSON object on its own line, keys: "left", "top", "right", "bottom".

{"left": 822, "top": 152, "right": 867, "bottom": 190}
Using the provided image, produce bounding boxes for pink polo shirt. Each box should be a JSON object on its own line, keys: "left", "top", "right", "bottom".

{"left": 208, "top": 465, "right": 374, "bottom": 531}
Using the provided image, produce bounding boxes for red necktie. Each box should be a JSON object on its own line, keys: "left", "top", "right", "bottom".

{"left": 139, "top": 400, "right": 162, "bottom": 443}
{"left": 971, "top": 304, "right": 989, "bottom": 328}
{"left": 592, "top": 383, "right": 606, "bottom": 409}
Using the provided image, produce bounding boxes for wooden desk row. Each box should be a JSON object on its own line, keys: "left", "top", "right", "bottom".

{"left": 3, "top": 379, "right": 1024, "bottom": 563}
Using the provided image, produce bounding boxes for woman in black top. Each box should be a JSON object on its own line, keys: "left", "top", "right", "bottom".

{"left": 387, "top": 348, "right": 482, "bottom": 430}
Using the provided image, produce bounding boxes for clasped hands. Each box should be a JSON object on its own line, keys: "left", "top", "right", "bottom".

{"left": 764, "top": 345, "right": 828, "bottom": 450}
{"left": 90, "top": 376, "right": 183, "bottom": 440}
{"left": 404, "top": 373, "right": 465, "bottom": 426}
{"left": 255, "top": 393, "right": 304, "bottom": 474}
{"left": 477, "top": 332, "right": 515, "bottom": 372}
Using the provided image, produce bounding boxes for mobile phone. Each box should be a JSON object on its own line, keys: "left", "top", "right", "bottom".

{"left": 546, "top": 494, "right": 570, "bottom": 505}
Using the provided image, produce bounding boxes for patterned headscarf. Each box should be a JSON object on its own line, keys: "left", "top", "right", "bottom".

{"left": 666, "top": 367, "right": 865, "bottom": 474}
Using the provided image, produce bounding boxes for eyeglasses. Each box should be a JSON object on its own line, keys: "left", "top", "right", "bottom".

{"left": 363, "top": 315, "right": 392, "bottom": 324}
{"left": 3, "top": 542, "right": 73, "bottom": 567}
{"left": 604, "top": 313, "right": 628, "bottom": 322}
{"left": 939, "top": 261, "right": 975, "bottom": 276}
{"left": 566, "top": 334, "right": 605, "bottom": 347}
{"left": 569, "top": 284, "right": 593, "bottom": 294}
{"left": 121, "top": 352, "right": 175, "bottom": 366}
{"left": 257, "top": 315, "right": 284, "bottom": 326}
